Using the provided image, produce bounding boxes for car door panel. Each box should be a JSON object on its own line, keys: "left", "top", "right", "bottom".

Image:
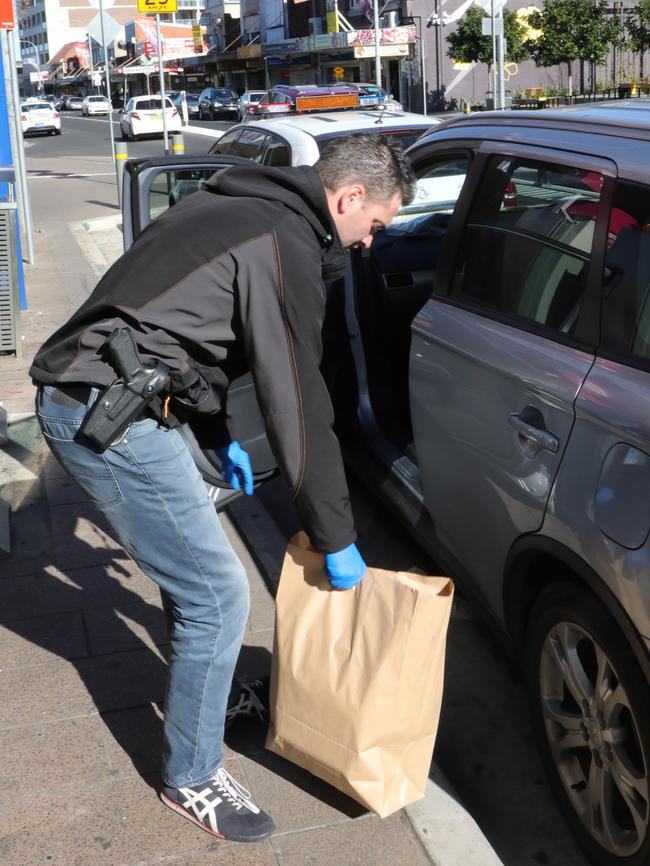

{"left": 122, "top": 155, "right": 278, "bottom": 507}
{"left": 410, "top": 303, "right": 594, "bottom": 620}
{"left": 408, "top": 145, "right": 614, "bottom": 623}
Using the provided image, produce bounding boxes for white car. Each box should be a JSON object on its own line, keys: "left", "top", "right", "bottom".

{"left": 209, "top": 108, "right": 439, "bottom": 167}
{"left": 20, "top": 100, "right": 61, "bottom": 136}
{"left": 120, "top": 95, "right": 182, "bottom": 141}
{"left": 82, "top": 95, "right": 111, "bottom": 116}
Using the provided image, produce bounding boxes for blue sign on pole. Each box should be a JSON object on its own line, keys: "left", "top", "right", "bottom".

{"left": 0, "top": 36, "right": 27, "bottom": 310}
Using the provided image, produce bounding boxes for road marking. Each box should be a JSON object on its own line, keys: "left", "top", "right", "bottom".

{"left": 28, "top": 172, "right": 115, "bottom": 179}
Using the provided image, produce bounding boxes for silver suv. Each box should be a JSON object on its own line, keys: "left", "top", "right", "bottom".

{"left": 340, "top": 104, "right": 650, "bottom": 866}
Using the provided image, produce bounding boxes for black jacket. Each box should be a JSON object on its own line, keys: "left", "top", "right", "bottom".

{"left": 30, "top": 164, "right": 355, "bottom": 553}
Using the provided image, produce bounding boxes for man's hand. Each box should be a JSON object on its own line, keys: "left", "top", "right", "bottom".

{"left": 324, "top": 543, "right": 366, "bottom": 590}
{"left": 216, "top": 441, "right": 254, "bottom": 495}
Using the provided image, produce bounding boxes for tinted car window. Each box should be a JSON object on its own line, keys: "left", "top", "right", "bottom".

{"left": 230, "top": 128, "right": 270, "bottom": 162}
{"left": 210, "top": 129, "right": 243, "bottom": 155}
{"left": 263, "top": 135, "right": 290, "bottom": 166}
{"left": 452, "top": 156, "right": 603, "bottom": 333}
{"left": 133, "top": 98, "right": 172, "bottom": 110}
{"left": 600, "top": 180, "right": 649, "bottom": 362}
{"left": 214, "top": 89, "right": 236, "bottom": 99}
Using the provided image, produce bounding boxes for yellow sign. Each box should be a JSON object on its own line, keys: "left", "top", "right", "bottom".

{"left": 192, "top": 23, "right": 203, "bottom": 52}
{"left": 137, "top": 0, "right": 178, "bottom": 14}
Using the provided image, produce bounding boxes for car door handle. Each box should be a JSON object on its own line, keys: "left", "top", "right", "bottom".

{"left": 509, "top": 413, "right": 560, "bottom": 453}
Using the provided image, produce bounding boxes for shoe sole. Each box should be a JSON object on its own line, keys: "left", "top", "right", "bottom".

{"left": 159, "top": 791, "right": 274, "bottom": 843}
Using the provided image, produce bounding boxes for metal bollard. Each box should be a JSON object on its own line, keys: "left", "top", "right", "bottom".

{"left": 171, "top": 132, "right": 185, "bottom": 156}
{"left": 115, "top": 140, "right": 128, "bottom": 207}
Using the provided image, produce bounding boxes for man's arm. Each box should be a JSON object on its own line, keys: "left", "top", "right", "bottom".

{"left": 233, "top": 217, "right": 356, "bottom": 553}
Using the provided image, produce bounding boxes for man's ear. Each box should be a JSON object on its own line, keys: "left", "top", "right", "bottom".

{"left": 338, "top": 183, "right": 366, "bottom": 214}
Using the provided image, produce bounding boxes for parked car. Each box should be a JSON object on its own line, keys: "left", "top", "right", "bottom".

{"left": 198, "top": 87, "right": 238, "bottom": 120}
{"left": 244, "top": 83, "right": 360, "bottom": 119}
{"left": 81, "top": 94, "right": 111, "bottom": 116}
{"left": 236, "top": 89, "right": 265, "bottom": 121}
{"left": 353, "top": 82, "right": 401, "bottom": 109}
{"left": 209, "top": 108, "right": 437, "bottom": 166}
{"left": 159, "top": 107, "right": 437, "bottom": 205}
{"left": 63, "top": 96, "right": 83, "bottom": 111}
{"left": 185, "top": 92, "right": 200, "bottom": 119}
{"left": 120, "top": 104, "right": 650, "bottom": 866}
{"left": 20, "top": 100, "right": 61, "bottom": 136}
{"left": 120, "top": 95, "right": 182, "bottom": 141}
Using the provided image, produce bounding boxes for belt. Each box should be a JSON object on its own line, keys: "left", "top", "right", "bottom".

{"left": 49, "top": 383, "right": 94, "bottom": 408}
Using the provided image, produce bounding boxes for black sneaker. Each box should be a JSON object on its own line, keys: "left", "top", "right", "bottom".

{"left": 160, "top": 766, "right": 275, "bottom": 842}
{"left": 226, "top": 676, "right": 270, "bottom": 727}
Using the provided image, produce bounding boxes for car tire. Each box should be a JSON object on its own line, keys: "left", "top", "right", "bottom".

{"left": 525, "top": 582, "right": 650, "bottom": 866}
{"left": 54, "top": 129, "right": 61, "bottom": 136}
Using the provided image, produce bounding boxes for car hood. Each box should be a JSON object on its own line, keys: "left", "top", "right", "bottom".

{"left": 205, "top": 164, "right": 347, "bottom": 280}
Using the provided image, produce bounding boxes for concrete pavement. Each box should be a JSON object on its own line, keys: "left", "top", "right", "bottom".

{"left": 0, "top": 210, "right": 504, "bottom": 866}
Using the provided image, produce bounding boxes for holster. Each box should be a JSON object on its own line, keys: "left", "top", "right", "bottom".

{"left": 79, "top": 328, "right": 169, "bottom": 452}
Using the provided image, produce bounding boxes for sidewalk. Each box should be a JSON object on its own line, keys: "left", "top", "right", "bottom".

{"left": 0, "top": 213, "right": 504, "bottom": 866}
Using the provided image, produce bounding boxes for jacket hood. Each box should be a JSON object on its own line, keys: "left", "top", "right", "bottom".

{"left": 205, "top": 164, "right": 347, "bottom": 281}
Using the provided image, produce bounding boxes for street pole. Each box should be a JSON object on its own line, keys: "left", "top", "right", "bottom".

{"left": 98, "top": 0, "right": 116, "bottom": 168}
{"left": 420, "top": 20, "right": 427, "bottom": 115}
{"left": 496, "top": 8, "right": 505, "bottom": 109}
{"left": 155, "top": 13, "right": 170, "bottom": 156}
{"left": 373, "top": 0, "right": 381, "bottom": 87}
{"left": 491, "top": 0, "right": 497, "bottom": 108}
{"left": 3, "top": 30, "right": 34, "bottom": 264}
{"left": 88, "top": 34, "right": 98, "bottom": 94}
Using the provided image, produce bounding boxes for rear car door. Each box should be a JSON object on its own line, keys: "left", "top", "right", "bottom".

{"left": 409, "top": 142, "right": 614, "bottom": 620}
{"left": 122, "top": 156, "right": 277, "bottom": 507}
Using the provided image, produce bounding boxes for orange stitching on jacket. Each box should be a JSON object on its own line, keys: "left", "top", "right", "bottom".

{"left": 271, "top": 230, "right": 306, "bottom": 496}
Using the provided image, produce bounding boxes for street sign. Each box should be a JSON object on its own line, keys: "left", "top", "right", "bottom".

{"left": 481, "top": 16, "right": 504, "bottom": 35}
{"left": 192, "top": 23, "right": 202, "bottom": 53}
{"left": 137, "top": 0, "right": 178, "bottom": 13}
{"left": 87, "top": 11, "right": 122, "bottom": 48}
{"left": 0, "top": 0, "right": 15, "bottom": 29}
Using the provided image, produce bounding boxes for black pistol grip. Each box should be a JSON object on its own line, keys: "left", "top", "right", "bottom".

{"left": 107, "top": 328, "right": 145, "bottom": 381}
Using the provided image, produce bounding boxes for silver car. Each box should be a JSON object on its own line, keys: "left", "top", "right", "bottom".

{"left": 121, "top": 105, "right": 650, "bottom": 866}
{"left": 236, "top": 90, "right": 265, "bottom": 121}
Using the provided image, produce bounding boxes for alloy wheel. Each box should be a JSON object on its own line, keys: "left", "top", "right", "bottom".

{"left": 539, "top": 621, "right": 649, "bottom": 856}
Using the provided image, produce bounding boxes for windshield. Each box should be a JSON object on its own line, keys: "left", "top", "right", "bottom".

{"left": 215, "top": 89, "right": 236, "bottom": 98}
{"left": 23, "top": 102, "right": 50, "bottom": 111}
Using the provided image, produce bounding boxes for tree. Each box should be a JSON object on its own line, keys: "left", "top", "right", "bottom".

{"left": 528, "top": 0, "right": 621, "bottom": 96}
{"left": 627, "top": 0, "right": 650, "bottom": 81}
{"left": 446, "top": 6, "right": 530, "bottom": 71}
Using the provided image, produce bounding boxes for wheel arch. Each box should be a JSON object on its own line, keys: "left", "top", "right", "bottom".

{"left": 504, "top": 534, "right": 650, "bottom": 681}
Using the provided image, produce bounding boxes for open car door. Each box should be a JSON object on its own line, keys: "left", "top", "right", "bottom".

{"left": 122, "top": 155, "right": 277, "bottom": 508}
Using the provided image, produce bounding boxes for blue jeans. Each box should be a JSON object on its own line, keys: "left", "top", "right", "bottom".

{"left": 36, "top": 385, "right": 250, "bottom": 788}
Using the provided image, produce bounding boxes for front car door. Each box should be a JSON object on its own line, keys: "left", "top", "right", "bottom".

{"left": 409, "top": 142, "right": 615, "bottom": 621}
{"left": 122, "top": 155, "right": 278, "bottom": 507}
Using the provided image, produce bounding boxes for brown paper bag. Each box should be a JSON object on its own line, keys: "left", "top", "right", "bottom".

{"left": 265, "top": 532, "right": 454, "bottom": 818}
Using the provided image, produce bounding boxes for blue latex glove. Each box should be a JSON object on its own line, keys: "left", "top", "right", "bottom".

{"left": 216, "top": 441, "right": 254, "bottom": 496}
{"left": 324, "top": 543, "right": 366, "bottom": 590}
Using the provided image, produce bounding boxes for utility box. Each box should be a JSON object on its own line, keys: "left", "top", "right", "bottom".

{"left": 0, "top": 168, "right": 19, "bottom": 355}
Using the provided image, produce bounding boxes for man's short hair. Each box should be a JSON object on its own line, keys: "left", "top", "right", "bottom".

{"left": 315, "top": 133, "right": 417, "bottom": 207}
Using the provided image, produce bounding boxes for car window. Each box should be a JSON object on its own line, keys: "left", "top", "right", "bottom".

{"left": 210, "top": 129, "right": 243, "bottom": 155}
{"left": 451, "top": 156, "right": 603, "bottom": 334}
{"left": 148, "top": 168, "right": 220, "bottom": 220}
{"left": 134, "top": 98, "right": 172, "bottom": 110}
{"left": 599, "top": 180, "right": 650, "bottom": 363}
{"left": 229, "top": 128, "right": 270, "bottom": 162}
{"left": 271, "top": 92, "right": 290, "bottom": 104}
{"left": 263, "top": 134, "right": 290, "bottom": 166}
{"left": 391, "top": 155, "right": 470, "bottom": 230}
